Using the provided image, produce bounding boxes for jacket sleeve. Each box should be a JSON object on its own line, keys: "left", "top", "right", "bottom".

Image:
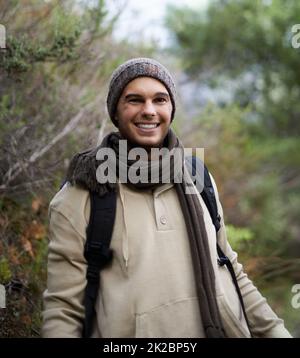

{"left": 42, "top": 200, "right": 87, "bottom": 338}
{"left": 210, "top": 175, "right": 292, "bottom": 338}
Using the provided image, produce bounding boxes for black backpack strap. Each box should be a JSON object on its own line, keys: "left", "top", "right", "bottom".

{"left": 186, "top": 156, "right": 252, "bottom": 336}
{"left": 201, "top": 162, "right": 222, "bottom": 233}
{"left": 185, "top": 156, "right": 221, "bottom": 232}
{"left": 217, "top": 245, "right": 252, "bottom": 335}
{"left": 82, "top": 190, "right": 117, "bottom": 338}
{"left": 59, "top": 179, "right": 67, "bottom": 190}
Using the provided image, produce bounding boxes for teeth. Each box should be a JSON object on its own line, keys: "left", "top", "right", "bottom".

{"left": 136, "top": 124, "right": 158, "bottom": 129}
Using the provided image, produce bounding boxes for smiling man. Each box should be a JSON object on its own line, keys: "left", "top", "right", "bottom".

{"left": 115, "top": 77, "right": 172, "bottom": 151}
{"left": 42, "top": 58, "right": 292, "bottom": 338}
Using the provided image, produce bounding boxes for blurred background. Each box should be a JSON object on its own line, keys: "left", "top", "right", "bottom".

{"left": 0, "top": 0, "right": 299, "bottom": 337}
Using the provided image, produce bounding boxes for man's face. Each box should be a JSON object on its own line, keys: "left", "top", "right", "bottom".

{"left": 116, "top": 77, "right": 173, "bottom": 150}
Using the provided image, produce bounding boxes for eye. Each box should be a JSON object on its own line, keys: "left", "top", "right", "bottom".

{"left": 128, "top": 98, "right": 142, "bottom": 103}
{"left": 155, "top": 97, "right": 167, "bottom": 103}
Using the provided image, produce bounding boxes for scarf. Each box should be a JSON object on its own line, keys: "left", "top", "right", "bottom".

{"left": 66, "top": 128, "right": 226, "bottom": 338}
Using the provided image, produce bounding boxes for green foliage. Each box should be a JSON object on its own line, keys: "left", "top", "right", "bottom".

{"left": 0, "top": 30, "right": 81, "bottom": 75}
{"left": 0, "top": 257, "right": 12, "bottom": 283}
{"left": 165, "top": 0, "right": 300, "bottom": 136}
{"left": 226, "top": 224, "right": 254, "bottom": 252}
{"left": 242, "top": 175, "right": 290, "bottom": 255}
{"left": 187, "top": 104, "right": 296, "bottom": 256}
{"left": 0, "top": 194, "right": 49, "bottom": 337}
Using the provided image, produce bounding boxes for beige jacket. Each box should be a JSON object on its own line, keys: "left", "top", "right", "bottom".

{"left": 42, "top": 176, "right": 292, "bottom": 338}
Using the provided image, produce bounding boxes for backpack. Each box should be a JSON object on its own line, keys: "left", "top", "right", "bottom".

{"left": 82, "top": 156, "right": 252, "bottom": 337}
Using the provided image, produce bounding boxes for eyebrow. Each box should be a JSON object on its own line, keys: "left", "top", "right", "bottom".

{"left": 124, "top": 92, "right": 170, "bottom": 100}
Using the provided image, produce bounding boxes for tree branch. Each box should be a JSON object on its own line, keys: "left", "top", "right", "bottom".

{"left": 0, "top": 94, "right": 103, "bottom": 190}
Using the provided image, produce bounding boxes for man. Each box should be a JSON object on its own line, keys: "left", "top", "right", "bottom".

{"left": 42, "top": 58, "right": 292, "bottom": 338}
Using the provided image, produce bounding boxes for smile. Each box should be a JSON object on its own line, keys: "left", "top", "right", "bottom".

{"left": 135, "top": 123, "right": 160, "bottom": 129}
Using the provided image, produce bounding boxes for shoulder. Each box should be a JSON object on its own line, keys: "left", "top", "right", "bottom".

{"left": 208, "top": 172, "right": 220, "bottom": 199}
{"left": 208, "top": 170, "right": 225, "bottom": 220}
{"left": 49, "top": 182, "right": 91, "bottom": 234}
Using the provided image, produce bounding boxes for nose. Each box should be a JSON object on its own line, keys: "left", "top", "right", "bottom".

{"left": 141, "top": 100, "right": 156, "bottom": 118}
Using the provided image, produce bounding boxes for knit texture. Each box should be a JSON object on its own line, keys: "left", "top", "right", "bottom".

{"left": 106, "top": 58, "right": 176, "bottom": 127}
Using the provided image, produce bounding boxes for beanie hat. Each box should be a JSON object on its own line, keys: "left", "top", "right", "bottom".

{"left": 106, "top": 57, "right": 176, "bottom": 127}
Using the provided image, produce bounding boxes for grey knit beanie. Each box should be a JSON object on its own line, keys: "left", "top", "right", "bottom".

{"left": 106, "top": 57, "right": 176, "bottom": 127}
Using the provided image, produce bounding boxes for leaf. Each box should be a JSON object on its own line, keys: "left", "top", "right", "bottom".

{"left": 21, "top": 236, "right": 34, "bottom": 258}
{"left": 0, "top": 257, "right": 12, "bottom": 283}
{"left": 21, "top": 314, "right": 32, "bottom": 326}
{"left": 8, "top": 245, "right": 20, "bottom": 265}
{"left": 23, "top": 220, "right": 46, "bottom": 241}
{"left": 31, "top": 197, "right": 43, "bottom": 213}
